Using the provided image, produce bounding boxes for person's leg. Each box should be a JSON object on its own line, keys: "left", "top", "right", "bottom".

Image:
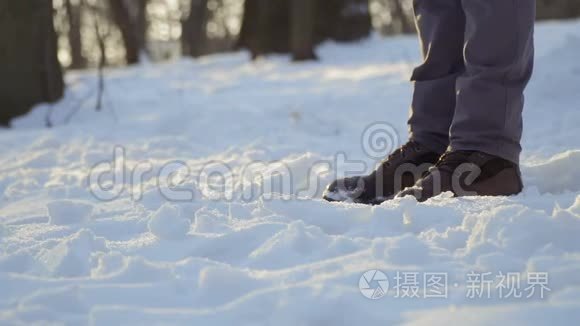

{"left": 408, "top": 0, "right": 465, "bottom": 154}
{"left": 322, "top": 1, "right": 466, "bottom": 205}
{"left": 449, "top": 0, "right": 535, "bottom": 164}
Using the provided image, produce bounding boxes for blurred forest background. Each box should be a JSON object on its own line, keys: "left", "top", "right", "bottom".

{"left": 1, "top": 0, "right": 579, "bottom": 125}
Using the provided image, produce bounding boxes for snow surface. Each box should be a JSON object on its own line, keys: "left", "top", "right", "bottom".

{"left": 1, "top": 20, "right": 580, "bottom": 325}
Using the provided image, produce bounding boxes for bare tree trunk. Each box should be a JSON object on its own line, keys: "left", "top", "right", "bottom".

{"left": 108, "top": 0, "right": 139, "bottom": 64}
{"left": 236, "top": 0, "right": 265, "bottom": 58}
{"left": 181, "top": 0, "right": 209, "bottom": 57}
{"left": 391, "top": 0, "right": 414, "bottom": 34}
{"left": 537, "top": 0, "right": 580, "bottom": 20}
{"left": 136, "top": 0, "right": 148, "bottom": 52}
{"left": 65, "top": 0, "right": 86, "bottom": 69}
{"left": 236, "top": 0, "right": 290, "bottom": 58}
{"left": 316, "top": 0, "right": 372, "bottom": 42}
{"left": 237, "top": 0, "right": 371, "bottom": 58}
{"left": 94, "top": 14, "right": 106, "bottom": 112}
{"left": 291, "top": 0, "right": 317, "bottom": 61}
{"left": 134, "top": 0, "right": 148, "bottom": 57}
{"left": 0, "top": 0, "right": 64, "bottom": 126}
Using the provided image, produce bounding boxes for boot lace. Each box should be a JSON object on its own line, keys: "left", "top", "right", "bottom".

{"left": 381, "top": 141, "right": 423, "bottom": 167}
{"left": 434, "top": 151, "right": 475, "bottom": 173}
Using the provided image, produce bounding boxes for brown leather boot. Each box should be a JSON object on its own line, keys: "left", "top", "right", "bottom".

{"left": 323, "top": 141, "right": 441, "bottom": 205}
{"left": 396, "top": 150, "right": 523, "bottom": 202}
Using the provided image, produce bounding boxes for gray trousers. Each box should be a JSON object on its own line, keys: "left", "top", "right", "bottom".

{"left": 408, "top": 0, "right": 535, "bottom": 163}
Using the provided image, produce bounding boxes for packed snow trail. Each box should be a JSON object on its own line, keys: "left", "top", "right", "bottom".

{"left": 1, "top": 20, "right": 580, "bottom": 325}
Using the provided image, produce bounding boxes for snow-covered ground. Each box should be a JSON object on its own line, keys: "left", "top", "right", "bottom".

{"left": 1, "top": 20, "right": 580, "bottom": 325}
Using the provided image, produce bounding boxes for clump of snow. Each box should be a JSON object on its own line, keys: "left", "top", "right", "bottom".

{"left": 36, "top": 229, "right": 106, "bottom": 277}
{"left": 100, "top": 256, "right": 174, "bottom": 283}
{"left": 20, "top": 286, "right": 89, "bottom": 315}
{"left": 148, "top": 203, "right": 191, "bottom": 240}
{"left": 524, "top": 150, "right": 580, "bottom": 194}
{"left": 375, "top": 233, "right": 435, "bottom": 265}
{"left": 46, "top": 200, "right": 94, "bottom": 225}
{"left": 192, "top": 207, "right": 232, "bottom": 234}
{"left": 197, "top": 265, "right": 267, "bottom": 306}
